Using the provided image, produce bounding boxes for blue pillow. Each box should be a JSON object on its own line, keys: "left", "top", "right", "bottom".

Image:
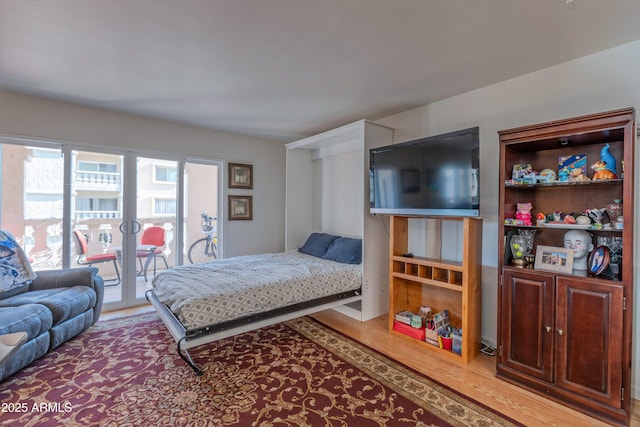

{"left": 0, "top": 230, "right": 37, "bottom": 300}
{"left": 298, "top": 233, "right": 340, "bottom": 258}
{"left": 322, "top": 237, "right": 362, "bottom": 264}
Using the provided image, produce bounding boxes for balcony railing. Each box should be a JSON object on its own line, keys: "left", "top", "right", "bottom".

{"left": 74, "top": 171, "right": 121, "bottom": 191}
{"left": 15, "top": 218, "right": 176, "bottom": 273}
{"left": 74, "top": 210, "right": 120, "bottom": 219}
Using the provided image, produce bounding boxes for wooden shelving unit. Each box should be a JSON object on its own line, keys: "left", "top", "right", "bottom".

{"left": 496, "top": 108, "right": 636, "bottom": 426}
{"left": 388, "top": 215, "right": 482, "bottom": 364}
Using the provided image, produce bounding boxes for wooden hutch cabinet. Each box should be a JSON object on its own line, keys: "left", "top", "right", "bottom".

{"left": 496, "top": 108, "right": 635, "bottom": 426}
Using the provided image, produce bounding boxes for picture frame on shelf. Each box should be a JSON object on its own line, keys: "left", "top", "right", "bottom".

{"left": 228, "top": 195, "right": 253, "bottom": 220}
{"left": 534, "top": 245, "right": 574, "bottom": 274}
{"left": 512, "top": 163, "right": 532, "bottom": 180}
{"left": 228, "top": 163, "right": 253, "bottom": 189}
{"left": 558, "top": 154, "right": 587, "bottom": 182}
{"left": 588, "top": 245, "right": 611, "bottom": 276}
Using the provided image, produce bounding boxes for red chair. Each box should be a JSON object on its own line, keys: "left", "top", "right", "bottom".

{"left": 137, "top": 226, "right": 169, "bottom": 279}
{"left": 73, "top": 230, "right": 120, "bottom": 286}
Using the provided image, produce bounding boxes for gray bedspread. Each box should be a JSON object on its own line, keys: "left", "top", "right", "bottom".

{"left": 151, "top": 251, "right": 361, "bottom": 330}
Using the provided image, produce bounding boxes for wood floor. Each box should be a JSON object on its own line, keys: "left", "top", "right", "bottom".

{"left": 309, "top": 310, "right": 640, "bottom": 427}
{"left": 102, "top": 305, "right": 639, "bottom": 426}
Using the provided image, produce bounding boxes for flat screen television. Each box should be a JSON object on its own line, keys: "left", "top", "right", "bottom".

{"left": 369, "top": 127, "right": 479, "bottom": 216}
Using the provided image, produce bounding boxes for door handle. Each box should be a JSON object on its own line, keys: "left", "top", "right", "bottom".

{"left": 545, "top": 326, "right": 551, "bottom": 333}
{"left": 557, "top": 329, "right": 564, "bottom": 336}
{"left": 120, "top": 221, "right": 141, "bottom": 235}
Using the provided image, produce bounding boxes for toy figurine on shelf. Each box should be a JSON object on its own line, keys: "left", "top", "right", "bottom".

{"left": 515, "top": 202, "right": 533, "bottom": 226}
{"left": 586, "top": 208, "right": 611, "bottom": 229}
{"left": 600, "top": 143, "right": 617, "bottom": 175}
{"left": 523, "top": 172, "right": 538, "bottom": 184}
{"left": 558, "top": 168, "right": 570, "bottom": 182}
{"left": 546, "top": 211, "right": 562, "bottom": 222}
{"left": 538, "top": 169, "right": 556, "bottom": 183}
{"left": 591, "top": 159, "right": 616, "bottom": 180}
{"left": 569, "top": 167, "right": 590, "bottom": 182}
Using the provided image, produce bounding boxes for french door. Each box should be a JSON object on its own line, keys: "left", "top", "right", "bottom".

{"left": 0, "top": 139, "right": 221, "bottom": 311}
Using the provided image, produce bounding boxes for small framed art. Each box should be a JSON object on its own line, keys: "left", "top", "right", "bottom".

{"left": 534, "top": 245, "right": 574, "bottom": 274}
{"left": 228, "top": 195, "right": 253, "bottom": 220}
{"left": 228, "top": 163, "right": 253, "bottom": 189}
{"left": 588, "top": 245, "right": 610, "bottom": 276}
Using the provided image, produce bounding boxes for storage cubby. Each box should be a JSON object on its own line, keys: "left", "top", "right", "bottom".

{"left": 388, "top": 215, "right": 482, "bottom": 364}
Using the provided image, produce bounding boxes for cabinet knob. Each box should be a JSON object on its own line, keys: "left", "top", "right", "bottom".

{"left": 545, "top": 326, "right": 552, "bottom": 333}
{"left": 557, "top": 329, "right": 564, "bottom": 336}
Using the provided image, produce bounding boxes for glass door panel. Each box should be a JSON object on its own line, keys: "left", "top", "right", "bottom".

{"left": 135, "top": 157, "right": 178, "bottom": 299}
{"left": 70, "top": 150, "right": 124, "bottom": 305}
{"left": 183, "top": 161, "right": 221, "bottom": 263}
{"left": 0, "top": 144, "right": 64, "bottom": 269}
{"left": 1, "top": 140, "right": 222, "bottom": 311}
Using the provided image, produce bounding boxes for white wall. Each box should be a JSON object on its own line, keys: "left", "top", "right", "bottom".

{"left": 0, "top": 90, "right": 287, "bottom": 257}
{"left": 312, "top": 149, "right": 363, "bottom": 236}
{"left": 376, "top": 39, "right": 640, "bottom": 397}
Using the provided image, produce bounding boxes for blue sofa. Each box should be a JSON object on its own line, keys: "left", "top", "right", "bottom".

{"left": 0, "top": 267, "right": 104, "bottom": 381}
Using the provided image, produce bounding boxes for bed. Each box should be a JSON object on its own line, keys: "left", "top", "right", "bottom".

{"left": 146, "top": 233, "right": 363, "bottom": 375}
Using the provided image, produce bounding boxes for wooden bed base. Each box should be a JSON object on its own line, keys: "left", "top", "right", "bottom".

{"left": 145, "top": 288, "right": 362, "bottom": 375}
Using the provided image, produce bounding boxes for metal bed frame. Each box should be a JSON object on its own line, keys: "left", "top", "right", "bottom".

{"left": 146, "top": 288, "right": 362, "bottom": 375}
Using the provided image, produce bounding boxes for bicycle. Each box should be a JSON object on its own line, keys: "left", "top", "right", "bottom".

{"left": 188, "top": 211, "right": 218, "bottom": 264}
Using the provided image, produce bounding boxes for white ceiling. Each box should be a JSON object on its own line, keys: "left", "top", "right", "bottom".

{"left": 1, "top": 1, "right": 640, "bottom": 141}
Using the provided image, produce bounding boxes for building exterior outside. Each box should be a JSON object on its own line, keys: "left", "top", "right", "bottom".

{"left": 0, "top": 144, "right": 218, "bottom": 279}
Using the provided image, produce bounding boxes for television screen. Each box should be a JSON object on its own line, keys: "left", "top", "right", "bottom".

{"left": 369, "top": 127, "right": 479, "bottom": 216}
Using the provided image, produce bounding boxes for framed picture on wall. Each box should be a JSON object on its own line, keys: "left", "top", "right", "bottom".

{"left": 228, "top": 163, "right": 253, "bottom": 189}
{"left": 229, "top": 195, "right": 253, "bottom": 220}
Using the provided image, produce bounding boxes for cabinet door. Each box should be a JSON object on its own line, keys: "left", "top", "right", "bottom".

{"left": 501, "top": 269, "right": 555, "bottom": 381}
{"left": 556, "top": 278, "right": 624, "bottom": 407}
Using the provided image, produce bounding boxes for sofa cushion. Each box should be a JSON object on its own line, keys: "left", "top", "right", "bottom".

{"left": 0, "top": 282, "right": 29, "bottom": 300}
{"left": 0, "top": 286, "right": 97, "bottom": 325}
{"left": 49, "top": 310, "right": 94, "bottom": 350}
{"left": 0, "top": 304, "right": 53, "bottom": 338}
{"left": 0, "top": 230, "right": 37, "bottom": 300}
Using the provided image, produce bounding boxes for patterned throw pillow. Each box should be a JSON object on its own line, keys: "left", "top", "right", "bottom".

{"left": 0, "top": 230, "right": 37, "bottom": 295}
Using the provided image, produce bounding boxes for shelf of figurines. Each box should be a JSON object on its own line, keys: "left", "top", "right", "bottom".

{"left": 505, "top": 178, "right": 623, "bottom": 188}
{"left": 505, "top": 202, "right": 625, "bottom": 233}
{"left": 504, "top": 224, "right": 623, "bottom": 234}
{"left": 506, "top": 226, "right": 624, "bottom": 281}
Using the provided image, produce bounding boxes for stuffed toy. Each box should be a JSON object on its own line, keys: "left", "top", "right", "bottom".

{"left": 591, "top": 160, "right": 616, "bottom": 180}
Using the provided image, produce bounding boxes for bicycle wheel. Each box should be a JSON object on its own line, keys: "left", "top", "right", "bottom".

{"left": 188, "top": 237, "right": 217, "bottom": 264}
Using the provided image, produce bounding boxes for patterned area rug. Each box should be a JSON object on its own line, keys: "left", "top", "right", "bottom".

{"left": 0, "top": 313, "right": 521, "bottom": 426}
